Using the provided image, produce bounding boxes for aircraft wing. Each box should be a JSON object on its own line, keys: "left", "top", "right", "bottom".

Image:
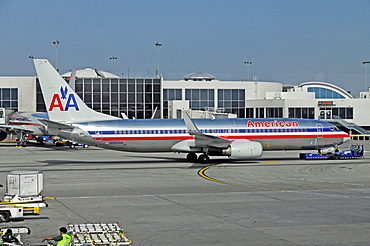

{"left": 37, "top": 119, "right": 75, "bottom": 136}
{"left": 0, "top": 124, "right": 35, "bottom": 133}
{"left": 183, "top": 111, "right": 232, "bottom": 148}
{"left": 38, "top": 119, "right": 75, "bottom": 130}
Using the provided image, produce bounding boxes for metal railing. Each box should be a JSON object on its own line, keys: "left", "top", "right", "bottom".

{"left": 321, "top": 115, "right": 370, "bottom": 134}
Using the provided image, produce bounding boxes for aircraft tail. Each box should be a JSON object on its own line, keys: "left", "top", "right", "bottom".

{"left": 34, "top": 59, "right": 119, "bottom": 123}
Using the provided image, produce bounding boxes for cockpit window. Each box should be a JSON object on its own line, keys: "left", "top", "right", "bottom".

{"left": 330, "top": 127, "right": 338, "bottom": 131}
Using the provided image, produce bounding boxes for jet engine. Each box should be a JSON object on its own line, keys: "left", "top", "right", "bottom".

{"left": 320, "top": 147, "right": 335, "bottom": 154}
{"left": 0, "top": 130, "right": 7, "bottom": 141}
{"left": 221, "top": 140, "right": 263, "bottom": 159}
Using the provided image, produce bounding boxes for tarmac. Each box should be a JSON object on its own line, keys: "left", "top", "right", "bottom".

{"left": 0, "top": 140, "right": 370, "bottom": 246}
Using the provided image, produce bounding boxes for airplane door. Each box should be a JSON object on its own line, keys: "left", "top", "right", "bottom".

{"left": 315, "top": 123, "right": 323, "bottom": 146}
{"left": 95, "top": 126, "right": 103, "bottom": 141}
{"left": 0, "top": 108, "right": 5, "bottom": 124}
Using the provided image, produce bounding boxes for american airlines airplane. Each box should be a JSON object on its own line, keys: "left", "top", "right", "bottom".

{"left": 33, "top": 59, "right": 350, "bottom": 163}
{"left": 0, "top": 109, "right": 48, "bottom": 146}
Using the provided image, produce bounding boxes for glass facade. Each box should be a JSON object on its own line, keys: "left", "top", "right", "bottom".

{"left": 163, "top": 89, "right": 182, "bottom": 118}
{"left": 0, "top": 88, "right": 18, "bottom": 109}
{"left": 245, "top": 108, "right": 254, "bottom": 118}
{"left": 319, "top": 107, "right": 353, "bottom": 119}
{"left": 288, "top": 107, "right": 315, "bottom": 119}
{"left": 307, "top": 87, "right": 345, "bottom": 99}
{"left": 266, "top": 107, "right": 283, "bottom": 118}
{"left": 251, "top": 107, "right": 283, "bottom": 118}
{"left": 36, "top": 78, "right": 161, "bottom": 119}
{"left": 217, "top": 89, "right": 245, "bottom": 117}
{"left": 36, "top": 79, "right": 46, "bottom": 112}
{"left": 185, "top": 89, "right": 215, "bottom": 110}
{"left": 76, "top": 78, "right": 160, "bottom": 119}
{"left": 255, "top": 108, "right": 264, "bottom": 118}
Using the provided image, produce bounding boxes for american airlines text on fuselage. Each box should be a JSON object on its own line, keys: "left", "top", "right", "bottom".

{"left": 247, "top": 120, "right": 298, "bottom": 128}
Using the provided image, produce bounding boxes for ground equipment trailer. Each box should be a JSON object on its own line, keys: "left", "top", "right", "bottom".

{"left": 0, "top": 227, "right": 31, "bottom": 244}
{"left": 2, "top": 171, "right": 47, "bottom": 214}
{"left": 300, "top": 144, "right": 364, "bottom": 160}
{"left": 66, "top": 223, "right": 132, "bottom": 246}
{"left": 0, "top": 196, "right": 47, "bottom": 214}
{"left": 0, "top": 206, "right": 23, "bottom": 223}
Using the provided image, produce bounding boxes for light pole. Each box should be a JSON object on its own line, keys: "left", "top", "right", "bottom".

{"left": 155, "top": 42, "right": 162, "bottom": 78}
{"left": 363, "top": 60, "right": 370, "bottom": 91}
{"left": 110, "top": 56, "right": 118, "bottom": 74}
{"left": 244, "top": 61, "right": 252, "bottom": 81}
{"left": 52, "top": 40, "right": 60, "bottom": 72}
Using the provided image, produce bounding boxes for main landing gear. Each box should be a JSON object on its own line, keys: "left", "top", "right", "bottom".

{"left": 186, "top": 153, "right": 210, "bottom": 164}
{"left": 16, "top": 131, "right": 27, "bottom": 147}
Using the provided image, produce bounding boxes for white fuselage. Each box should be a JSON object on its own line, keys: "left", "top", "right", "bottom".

{"left": 67, "top": 118, "right": 350, "bottom": 152}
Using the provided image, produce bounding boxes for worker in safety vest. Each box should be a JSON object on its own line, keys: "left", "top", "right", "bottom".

{"left": 334, "top": 145, "right": 340, "bottom": 152}
{"left": 42, "top": 227, "right": 71, "bottom": 246}
{"left": 1, "top": 229, "right": 20, "bottom": 244}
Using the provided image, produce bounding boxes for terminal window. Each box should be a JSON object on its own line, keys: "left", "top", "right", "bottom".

{"left": 0, "top": 88, "right": 18, "bottom": 109}
{"left": 218, "top": 89, "right": 245, "bottom": 117}
{"left": 288, "top": 107, "right": 315, "bottom": 119}
{"left": 319, "top": 107, "right": 353, "bottom": 119}
{"left": 163, "top": 89, "right": 182, "bottom": 118}
{"left": 72, "top": 78, "right": 160, "bottom": 119}
{"left": 307, "top": 87, "right": 345, "bottom": 99}
{"left": 186, "top": 89, "right": 215, "bottom": 110}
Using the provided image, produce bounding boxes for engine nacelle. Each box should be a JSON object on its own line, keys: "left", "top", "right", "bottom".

{"left": 223, "top": 140, "right": 263, "bottom": 159}
{"left": 320, "top": 147, "right": 335, "bottom": 154}
{"left": 0, "top": 130, "right": 7, "bottom": 141}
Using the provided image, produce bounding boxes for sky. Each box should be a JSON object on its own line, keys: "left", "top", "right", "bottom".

{"left": 0, "top": 0, "right": 369, "bottom": 95}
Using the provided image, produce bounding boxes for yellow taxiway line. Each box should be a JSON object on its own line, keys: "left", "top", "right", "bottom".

{"left": 198, "top": 163, "right": 285, "bottom": 192}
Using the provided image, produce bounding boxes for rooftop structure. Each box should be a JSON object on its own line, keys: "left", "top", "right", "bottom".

{"left": 183, "top": 72, "right": 216, "bottom": 81}
{"left": 62, "top": 68, "right": 120, "bottom": 78}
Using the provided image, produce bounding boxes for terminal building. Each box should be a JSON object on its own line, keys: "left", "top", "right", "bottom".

{"left": 1, "top": 67, "right": 370, "bottom": 134}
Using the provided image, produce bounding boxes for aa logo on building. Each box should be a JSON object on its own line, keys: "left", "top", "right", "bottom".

{"left": 48, "top": 86, "right": 80, "bottom": 111}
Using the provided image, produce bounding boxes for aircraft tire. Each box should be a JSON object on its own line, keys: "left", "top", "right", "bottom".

{"left": 187, "top": 153, "right": 198, "bottom": 163}
{"left": 198, "top": 154, "right": 210, "bottom": 164}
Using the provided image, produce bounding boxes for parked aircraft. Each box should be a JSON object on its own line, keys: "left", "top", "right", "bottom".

{"left": 0, "top": 108, "right": 47, "bottom": 146}
{"left": 33, "top": 59, "right": 351, "bottom": 163}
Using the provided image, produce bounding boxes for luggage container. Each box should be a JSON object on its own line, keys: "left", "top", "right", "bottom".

{"left": 1, "top": 171, "right": 47, "bottom": 215}
{"left": 6, "top": 171, "right": 43, "bottom": 197}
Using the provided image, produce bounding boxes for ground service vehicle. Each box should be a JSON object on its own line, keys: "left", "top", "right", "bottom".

{"left": 0, "top": 206, "right": 23, "bottom": 222}
{"left": 0, "top": 227, "right": 31, "bottom": 244}
{"left": 300, "top": 144, "right": 364, "bottom": 160}
{"left": 1, "top": 171, "right": 47, "bottom": 217}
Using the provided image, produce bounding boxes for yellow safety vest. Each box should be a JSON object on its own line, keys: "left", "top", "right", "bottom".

{"left": 57, "top": 234, "right": 71, "bottom": 246}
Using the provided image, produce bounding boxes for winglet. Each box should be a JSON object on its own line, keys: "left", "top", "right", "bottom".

{"left": 183, "top": 110, "right": 200, "bottom": 134}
